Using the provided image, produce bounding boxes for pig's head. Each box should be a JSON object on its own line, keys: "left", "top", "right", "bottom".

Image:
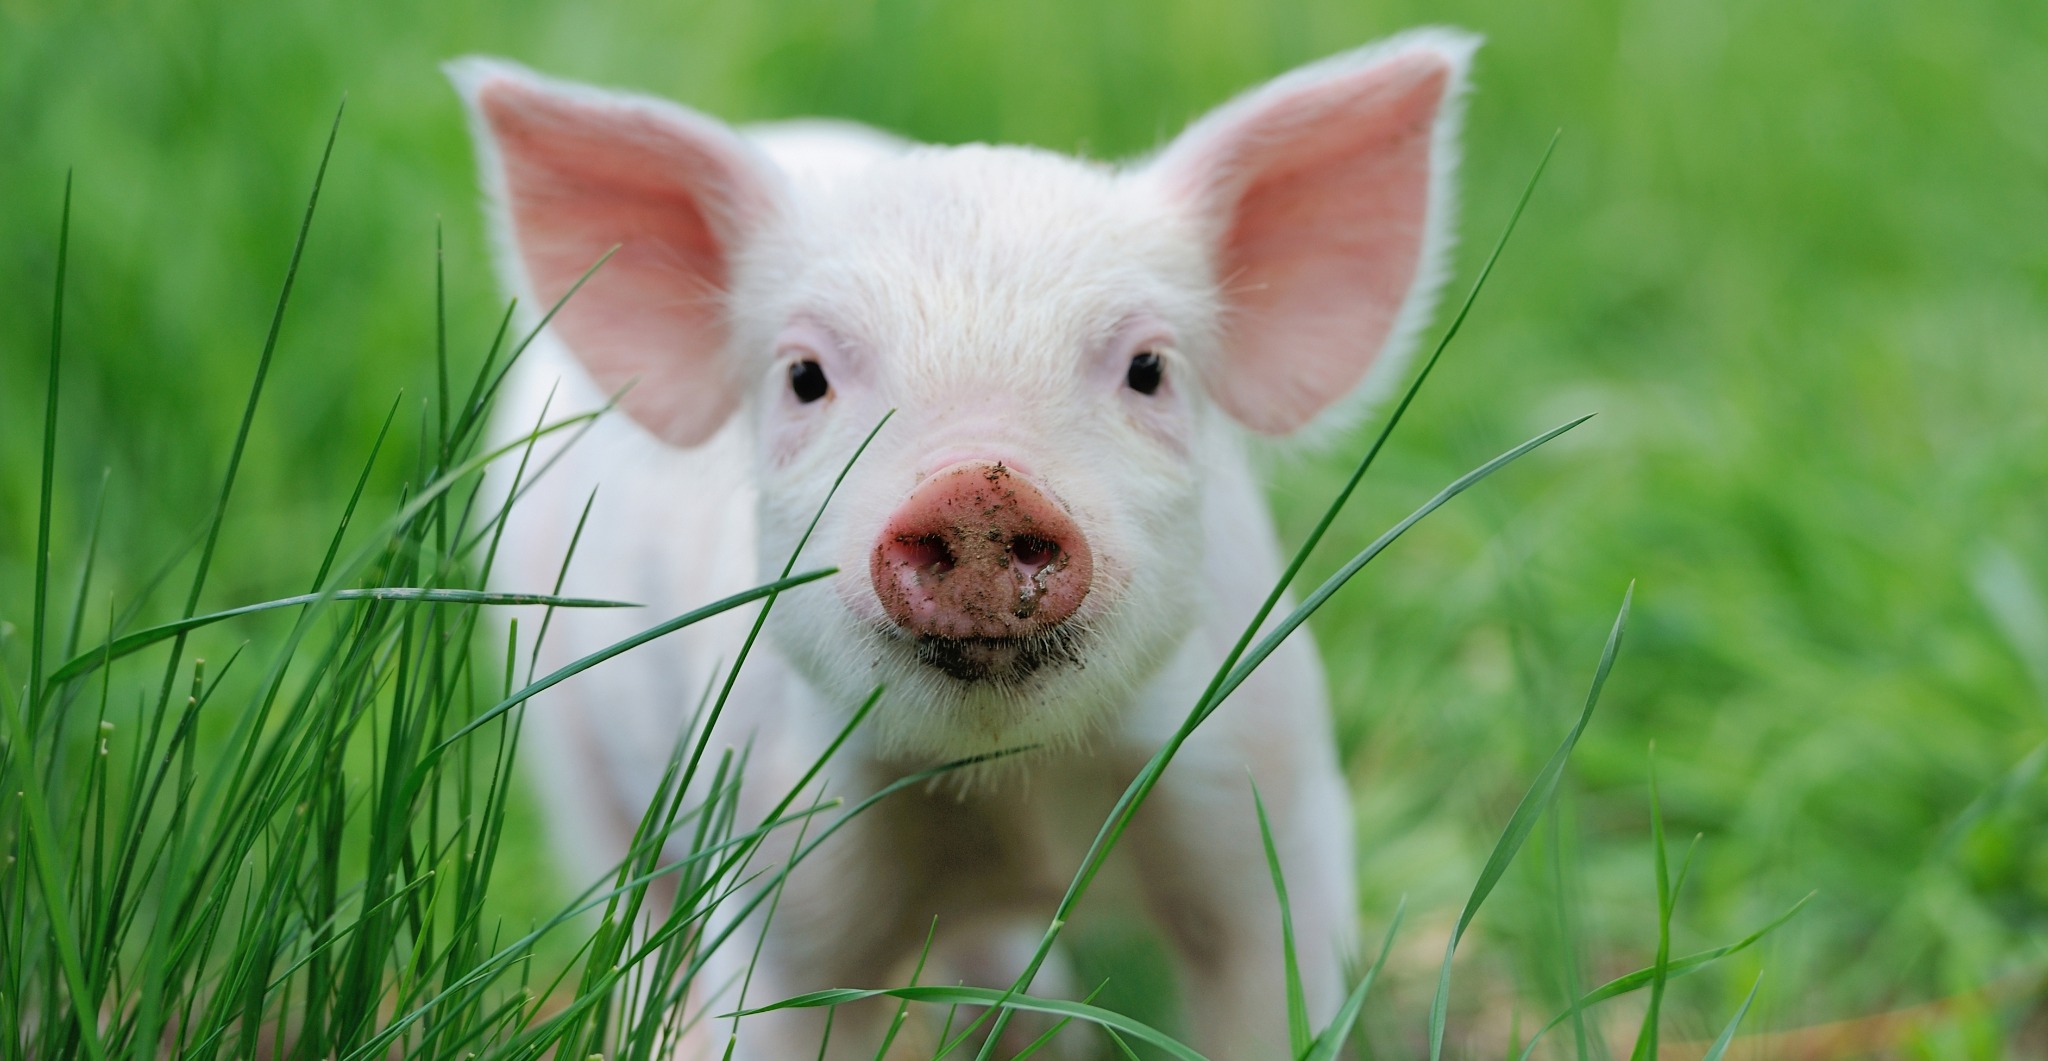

{"left": 453, "top": 31, "right": 1474, "bottom": 761}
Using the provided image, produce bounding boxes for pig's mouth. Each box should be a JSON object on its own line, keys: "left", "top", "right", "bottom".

{"left": 909, "top": 628, "right": 1086, "bottom": 685}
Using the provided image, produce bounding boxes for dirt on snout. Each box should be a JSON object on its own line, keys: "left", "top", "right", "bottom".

{"left": 872, "top": 462, "right": 1095, "bottom": 654}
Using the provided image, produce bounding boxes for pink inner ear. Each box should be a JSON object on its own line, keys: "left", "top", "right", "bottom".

{"left": 1187, "top": 53, "right": 1453, "bottom": 435}
{"left": 480, "top": 78, "right": 766, "bottom": 447}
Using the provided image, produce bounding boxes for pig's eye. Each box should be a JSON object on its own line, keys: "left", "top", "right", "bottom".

{"left": 789, "top": 359, "right": 830, "bottom": 403}
{"left": 1126, "top": 351, "right": 1164, "bottom": 396}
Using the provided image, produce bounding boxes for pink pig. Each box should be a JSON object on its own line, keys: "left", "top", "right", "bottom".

{"left": 453, "top": 29, "right": 1475, "bottom": 1059}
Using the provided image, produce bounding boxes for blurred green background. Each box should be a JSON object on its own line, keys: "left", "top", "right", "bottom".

{"left": 4, "top": 0, "right": 2046, "bottom": 1055}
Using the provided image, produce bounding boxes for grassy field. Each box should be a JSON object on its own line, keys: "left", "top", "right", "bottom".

{"left": 4, "top": 0, "right": 2047, "bottom": 1056}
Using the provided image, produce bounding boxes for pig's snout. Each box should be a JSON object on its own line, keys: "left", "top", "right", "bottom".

{"left": 871, "top": 462, "right": 1093, "bottom": 644}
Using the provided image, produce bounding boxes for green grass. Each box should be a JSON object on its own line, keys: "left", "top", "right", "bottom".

{"left": 5, "top": 0, "right": 2047, "bottom": 1056}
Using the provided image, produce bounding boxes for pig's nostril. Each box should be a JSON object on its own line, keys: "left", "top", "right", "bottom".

{"left": 1010, "top": 535, "right": 1059, "bottom": 570}
{"left": 899, "top": 534, "right": 955, "bottom": 575}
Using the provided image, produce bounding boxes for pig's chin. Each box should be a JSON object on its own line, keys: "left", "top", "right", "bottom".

{"left": 909, "top": 629, "right": 1086, "bottom": 685}
{"left": 855, "top": 620, "right": 1112, "bottom": 758}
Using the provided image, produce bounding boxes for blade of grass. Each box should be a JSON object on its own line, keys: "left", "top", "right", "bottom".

{"left": 154, "top": 393, "right": 613, "bottom": 959}
{"left": 1250, "top": 777, "right": 1311, "bottom": 1058}
{"left": 59, "top": 469, "right": 110, "bottom": 667}
{"left": 1630, "top": 749, "right": 1695, "bottom": 1061}
{"left": 527, "top": 487, "right": 600, "bottom": 681}
{"left": 28, "top": 172, "right": 70, "bottom": 729}
{"left": 311, "top": 393, "right": 403, "bottom": 593}
{"left": 426, "top": 569, "right": 832, "bottom": 756}
{"left": 0, "top": 697, "right": 105, "bottom": 1061}
{"left": 142, "top": 99, "right": 342, "bottom": 708}
{"left": 1547, "top": 809, "right": 1595, "bottom": 1061}
{"left": 1215, "top": 414, "right": 1592, "bottom": 715}
{"left": 88, "top": 118, "right": 347, "bottom": 1035}
{"left": 1302, "top": 897, "right": 1405, "bottom": 1061}
{"left": 435, "top": 220, "right": 452, "bottom": 465}
{"left": 1630, "top": 746, "right": 1672, "bottom": 1061}
{"left": 676, "top": 409, "right": 894, "bottom": 817}
{"left": 1700, "top": 973, "right": 1765, "bottom": 1061}
{"left": 48, "top": 588, "right": 636, "bottom": 686}
{"left": 869, "top": 919, "right": 939, "bottom": 1060}
{"left": 7, "top": 169, "right": 107, "bottom": 1061}
{"left": 1513, "top": 893, "right": 1812, "bottom": 1061}
{"left": 1430, "top": 583, "right": 1632, "bottom": 1061}
{"left": 452, "top": 246, "right": 617, "bottom": 455}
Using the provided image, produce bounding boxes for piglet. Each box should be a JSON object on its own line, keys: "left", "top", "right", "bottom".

{"left": 452, "top": 29, "right": 1474, "bottom": 1059}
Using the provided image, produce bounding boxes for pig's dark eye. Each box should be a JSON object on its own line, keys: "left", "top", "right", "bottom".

{"left": 789, "top": 359, "right": 830, "bottom": 403}
{"left": 1126, "top": 351, "right": 1164, "bottom": 396}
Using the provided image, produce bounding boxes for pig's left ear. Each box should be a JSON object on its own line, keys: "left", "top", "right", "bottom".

{"left": 1148, "top": 30, "right": 1478, "bottom": 435}
{"left": 448, "top": 58, "right": 783, "bottom": 447}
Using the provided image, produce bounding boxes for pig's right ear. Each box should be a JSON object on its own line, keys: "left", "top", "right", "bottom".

{"left": 1146, "top": 30, "right": 1477, "bottom": 436}
{"left": 448, "top": 58, "right": 781, "bottom": 447}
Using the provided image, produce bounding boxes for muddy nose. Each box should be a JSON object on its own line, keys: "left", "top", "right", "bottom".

{"left": 871, "top": 462, "right": 1094, "bottom": 640}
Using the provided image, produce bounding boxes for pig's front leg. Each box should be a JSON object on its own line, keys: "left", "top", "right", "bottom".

{"left": 1125, "top": 681, "right": 1358, "bottom": 1059}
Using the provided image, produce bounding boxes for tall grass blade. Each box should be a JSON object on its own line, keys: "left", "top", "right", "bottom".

{"left": 58, "top": 468, "right": 110, "bottom": 666}
{"left": 869, "top": 919, "right": 938, "bottom": 1060}
{"left": 1251, "top": 777, "right": 1312, "bottom": 1058}
{"left": 1513, "top": 892, "right": 1812, "bottom": 1061}
{"left": 9, "top": 174, "right": 105, "bottom": 1060}
{"left": 1544, "top": 810, "right": 1595, "bottom": 1061}
{"left": 311, "top": 394, "right": 403, "bottom": 592}
{"left": 435, "top": 220, "right": 452, "bottom": 464}
{"left": 148, "top": 100, "right": 343, "bottom": 704}
{"left": 1429, "top": 583, "right": 1632, "bottom": 1061}
{"left": 1302, "top": 897, "right": 1405, "bottom": 1061}
{"left": 427, "top": 570, "right": 830, "bottom": 756}
{"left": 1215, "top": 414, "right": 1592, "bottom": 714}
{"left": 1700, "top": 973, "right": 1765, "bottom": 1061}
{"left": 47, "top": 588, "right": 635, "bottom": 685}
{"left": 29, "top": 172, "right": 70, "bottom": 721}
{"left": 1, "top": 699, "right": 102, "bottom": 1060}
{"left": 677, "top": 410, "right": 893, "bottom": 805}
{"left": 1630, "top": 747, "right": 1672, "bottom": 1061}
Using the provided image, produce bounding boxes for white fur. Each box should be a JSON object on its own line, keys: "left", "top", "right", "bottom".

{"left": 453, "top": 32, "right": 1474, "bottom": 1059}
